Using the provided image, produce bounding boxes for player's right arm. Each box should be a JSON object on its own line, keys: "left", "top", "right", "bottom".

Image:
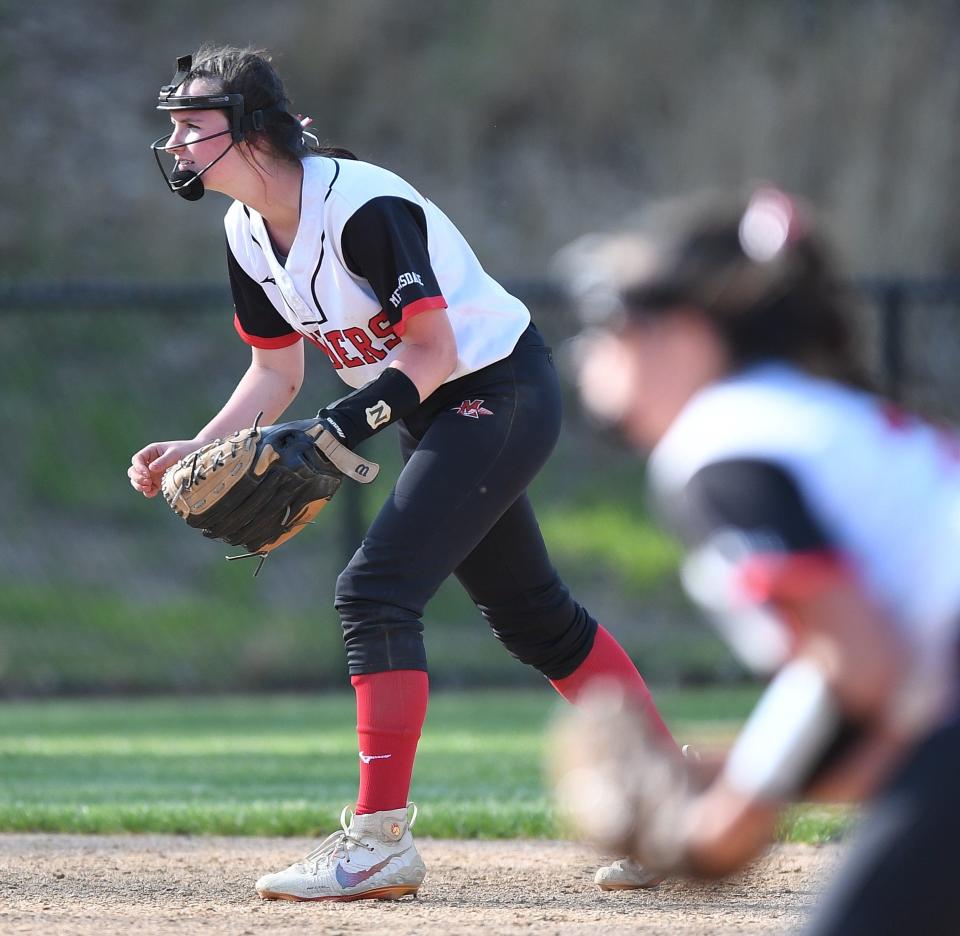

{"left": 130, "top": 229, "right": 306, "bottom": 499}
{"left": 128, "top": 341, "right": 305, "bottom": 498}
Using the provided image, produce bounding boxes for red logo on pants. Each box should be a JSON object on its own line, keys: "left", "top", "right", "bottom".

{"left": 453, "top": 399, "right": 493, "bottom": 418}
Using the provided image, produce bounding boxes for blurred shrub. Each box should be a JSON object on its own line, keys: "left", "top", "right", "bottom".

{"left": 0, "top": 298, "right": 734, "bottom": 695}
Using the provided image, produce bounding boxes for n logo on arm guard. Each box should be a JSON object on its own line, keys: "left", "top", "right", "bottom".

{"left": 366, "top": 400, "right": 392, "bottom": 430}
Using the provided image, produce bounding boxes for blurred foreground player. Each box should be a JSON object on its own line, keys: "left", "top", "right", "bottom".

{"left": 552, "top": 188, "right": 960, "bottom": 935}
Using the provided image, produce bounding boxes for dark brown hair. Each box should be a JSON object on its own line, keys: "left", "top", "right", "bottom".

{"left": 590, "top": 190, "right": 872, "bottom": 390}
{"left": 185, "top": 44, "right": 356, "bottom": 163}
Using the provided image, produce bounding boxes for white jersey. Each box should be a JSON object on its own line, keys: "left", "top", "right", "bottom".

{"left": 225, "top": 156, "right": 530, "bottom": 388}
{"left": 649, "top": 363, "right": 960, "bottom": 692}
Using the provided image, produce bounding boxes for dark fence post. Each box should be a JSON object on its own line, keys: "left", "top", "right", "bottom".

{"left": 879, "top": 283, "right": 905, "bottom": 402}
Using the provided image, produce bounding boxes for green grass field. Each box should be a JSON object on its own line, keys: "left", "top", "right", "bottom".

{"left": 0, "top": 689, "right": 851, "bottom": 843}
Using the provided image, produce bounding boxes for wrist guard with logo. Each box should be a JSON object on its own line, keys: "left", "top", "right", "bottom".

{"left": 319, "top": 367, "right": 421, "bottom": 450}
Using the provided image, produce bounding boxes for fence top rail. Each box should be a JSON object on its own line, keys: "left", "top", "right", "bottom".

{"left": 0, "top": 278, "right": 567, "bottom": 312}
{"left": 0, "top": 277, "right": 959, "bottom": 312}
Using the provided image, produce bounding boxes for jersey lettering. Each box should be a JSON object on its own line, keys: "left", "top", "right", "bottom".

{"left": 388, "top": 271, "right": 426, "bottom": 308}
{"left": 304, "top": 321, "right": 398, "bottom": 370}
{"left": 305, "top": 332, "right": 344, "bottom": 369}
{"left": 326, "top": 330, "right": 364, "bottom": 368}
{"left": 344, "top": 327, "right": 388, "bottom": 364}
{"left": 368, "top": 310, "right": 402, "bottom": 351}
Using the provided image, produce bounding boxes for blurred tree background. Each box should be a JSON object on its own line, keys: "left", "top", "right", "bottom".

{"left": 1, "top": 0, "right": 958, "bottom": 695}
{"left": 6, "top": 0, "right": 960, "bottom": 278}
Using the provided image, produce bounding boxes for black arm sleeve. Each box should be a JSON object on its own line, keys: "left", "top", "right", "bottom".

{"left": 340, "top": 196, "right": 445, "bottom": 326}
{"left": 668, "top": 458, "right": 836, "bottom": 554}
{"left": 227, "top": 240, "right": 298, "bottom": 347}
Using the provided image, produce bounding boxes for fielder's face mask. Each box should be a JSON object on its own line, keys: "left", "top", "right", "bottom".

{"left": 150, "top": 54, "right": 265, "bottom": 201}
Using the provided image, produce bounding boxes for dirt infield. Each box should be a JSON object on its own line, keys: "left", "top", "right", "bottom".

{"left": 0, "top": 834, "right": 838, "bottom": 935}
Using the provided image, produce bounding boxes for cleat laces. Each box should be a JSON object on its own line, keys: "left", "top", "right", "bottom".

{"left": 295, "top": 803, "right": 419, "bottom": 874}
{"left": 297, "top": 806, "right": 373, "bottom": 874}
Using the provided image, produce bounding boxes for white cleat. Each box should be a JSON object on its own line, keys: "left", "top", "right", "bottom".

{"left": 255, "top": 804, "right": 426, "bottom": 902}
{"left": 594, "top": 745, "right": 699, "bottom": 890}
{"left": 595, "top": 856, "right": 665, "bottom": 890}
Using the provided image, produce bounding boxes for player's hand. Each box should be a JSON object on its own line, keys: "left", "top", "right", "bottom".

{"left": 128, "top": 440, "right": 204, "bottom": 498}
{"left": 549, "top": 684, "right": 696, "bottom": 874}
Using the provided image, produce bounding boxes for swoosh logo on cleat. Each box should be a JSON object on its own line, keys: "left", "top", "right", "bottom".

{"left": 334, "top": 847, "right": 411, "bottom": 889}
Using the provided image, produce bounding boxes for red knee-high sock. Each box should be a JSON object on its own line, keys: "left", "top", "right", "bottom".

{"left": 550, "top": 624, "right": 676, "bottom": 749}
{"left": 352, "top": 670, "right": 429, "bottom": 815}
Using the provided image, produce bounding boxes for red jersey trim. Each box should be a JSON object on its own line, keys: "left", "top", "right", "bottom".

{"left": 736, "top": 550, "right": 853, "bottom": 605}
{"left": 392, "top": 295, "right": 448, "bottom": 337}
{"left": 233, "top": 313, "right": 302, "bottom": 349}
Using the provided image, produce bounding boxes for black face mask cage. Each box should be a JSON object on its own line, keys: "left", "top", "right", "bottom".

{"left": 151, "top": 54, "right": 266, "bottom": 200}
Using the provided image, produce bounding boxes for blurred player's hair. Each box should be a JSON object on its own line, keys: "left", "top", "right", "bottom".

{"left": 184, "top": 44, "right": 357, "bottom": 165}
{"left": 561, "top": 188, "right": 872, "bottom": 390}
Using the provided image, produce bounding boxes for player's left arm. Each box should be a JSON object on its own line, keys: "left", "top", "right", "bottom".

{"left": 385, "top": 305, "right": 458, "bottom": 401}
{"left": 314, "top": 196, "right": 458, "bottom": 451}
{"left": 340, "top": 194, "right": 458, "bottom": 399}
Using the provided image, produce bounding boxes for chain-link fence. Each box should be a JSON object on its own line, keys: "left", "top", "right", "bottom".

{"left": 2, "top": 278, "right": 958, "bottom": 696}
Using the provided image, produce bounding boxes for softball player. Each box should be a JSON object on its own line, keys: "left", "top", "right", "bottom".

{"left": 558, "top": 188, "right": 960, "bottom": 934}
{"left": 127, "top": 45, "right": 675, "bottom": 902}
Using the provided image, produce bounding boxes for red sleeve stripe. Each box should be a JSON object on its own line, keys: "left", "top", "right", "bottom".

{"left": 736, "top": 550, "right": 853, "bottom": 605}
{"left": 392, "top": 295, "right": 448, "bottom": 336}
{"left": 233, "top": 313, "right": 302, "bottom": 349}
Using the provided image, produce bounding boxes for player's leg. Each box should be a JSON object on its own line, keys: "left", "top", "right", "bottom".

{"left": 451, "top": 491, "right": 676, "bottom": 892}
{"left": 803, "top": 711, "right": 960, "bottom": 936}
{"left": 444, "top": 334, "right": 674, "bottom": 748}
{"left": 441, "top": 337, "right": 675, "bottom": 890}
{"left": 256, "top": 335, "right": 568, "bottom": 901}
{"left": 434, "top": 338, "right": 675, "bottom": 890}
{"left": 452, "top": 493, "right": 675, "bottom": 749}
{"left": 333, "top": 356, "right": 568, "bottom": 820}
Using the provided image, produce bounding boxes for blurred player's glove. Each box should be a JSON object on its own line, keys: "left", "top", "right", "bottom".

{"left": 549, "top": 684, "right": 697, "bottom": 874}
{"left": 161, "top": 415, "right": 379, "bottom": 573}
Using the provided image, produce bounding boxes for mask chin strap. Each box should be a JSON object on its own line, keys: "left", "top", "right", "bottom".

{"left": 151, "top": 53, "right": 266, "bottom": 201}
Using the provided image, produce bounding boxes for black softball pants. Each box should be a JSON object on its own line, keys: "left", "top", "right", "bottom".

{"left": 335, "top": 324, "right": 597, "bottom": 678}
{"left": 804, "top": 706, "right": 960, "bottom": 936}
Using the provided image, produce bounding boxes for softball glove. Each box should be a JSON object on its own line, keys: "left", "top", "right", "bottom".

{"left": 161, "top": 415, "right": 379, "bottom": 573}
